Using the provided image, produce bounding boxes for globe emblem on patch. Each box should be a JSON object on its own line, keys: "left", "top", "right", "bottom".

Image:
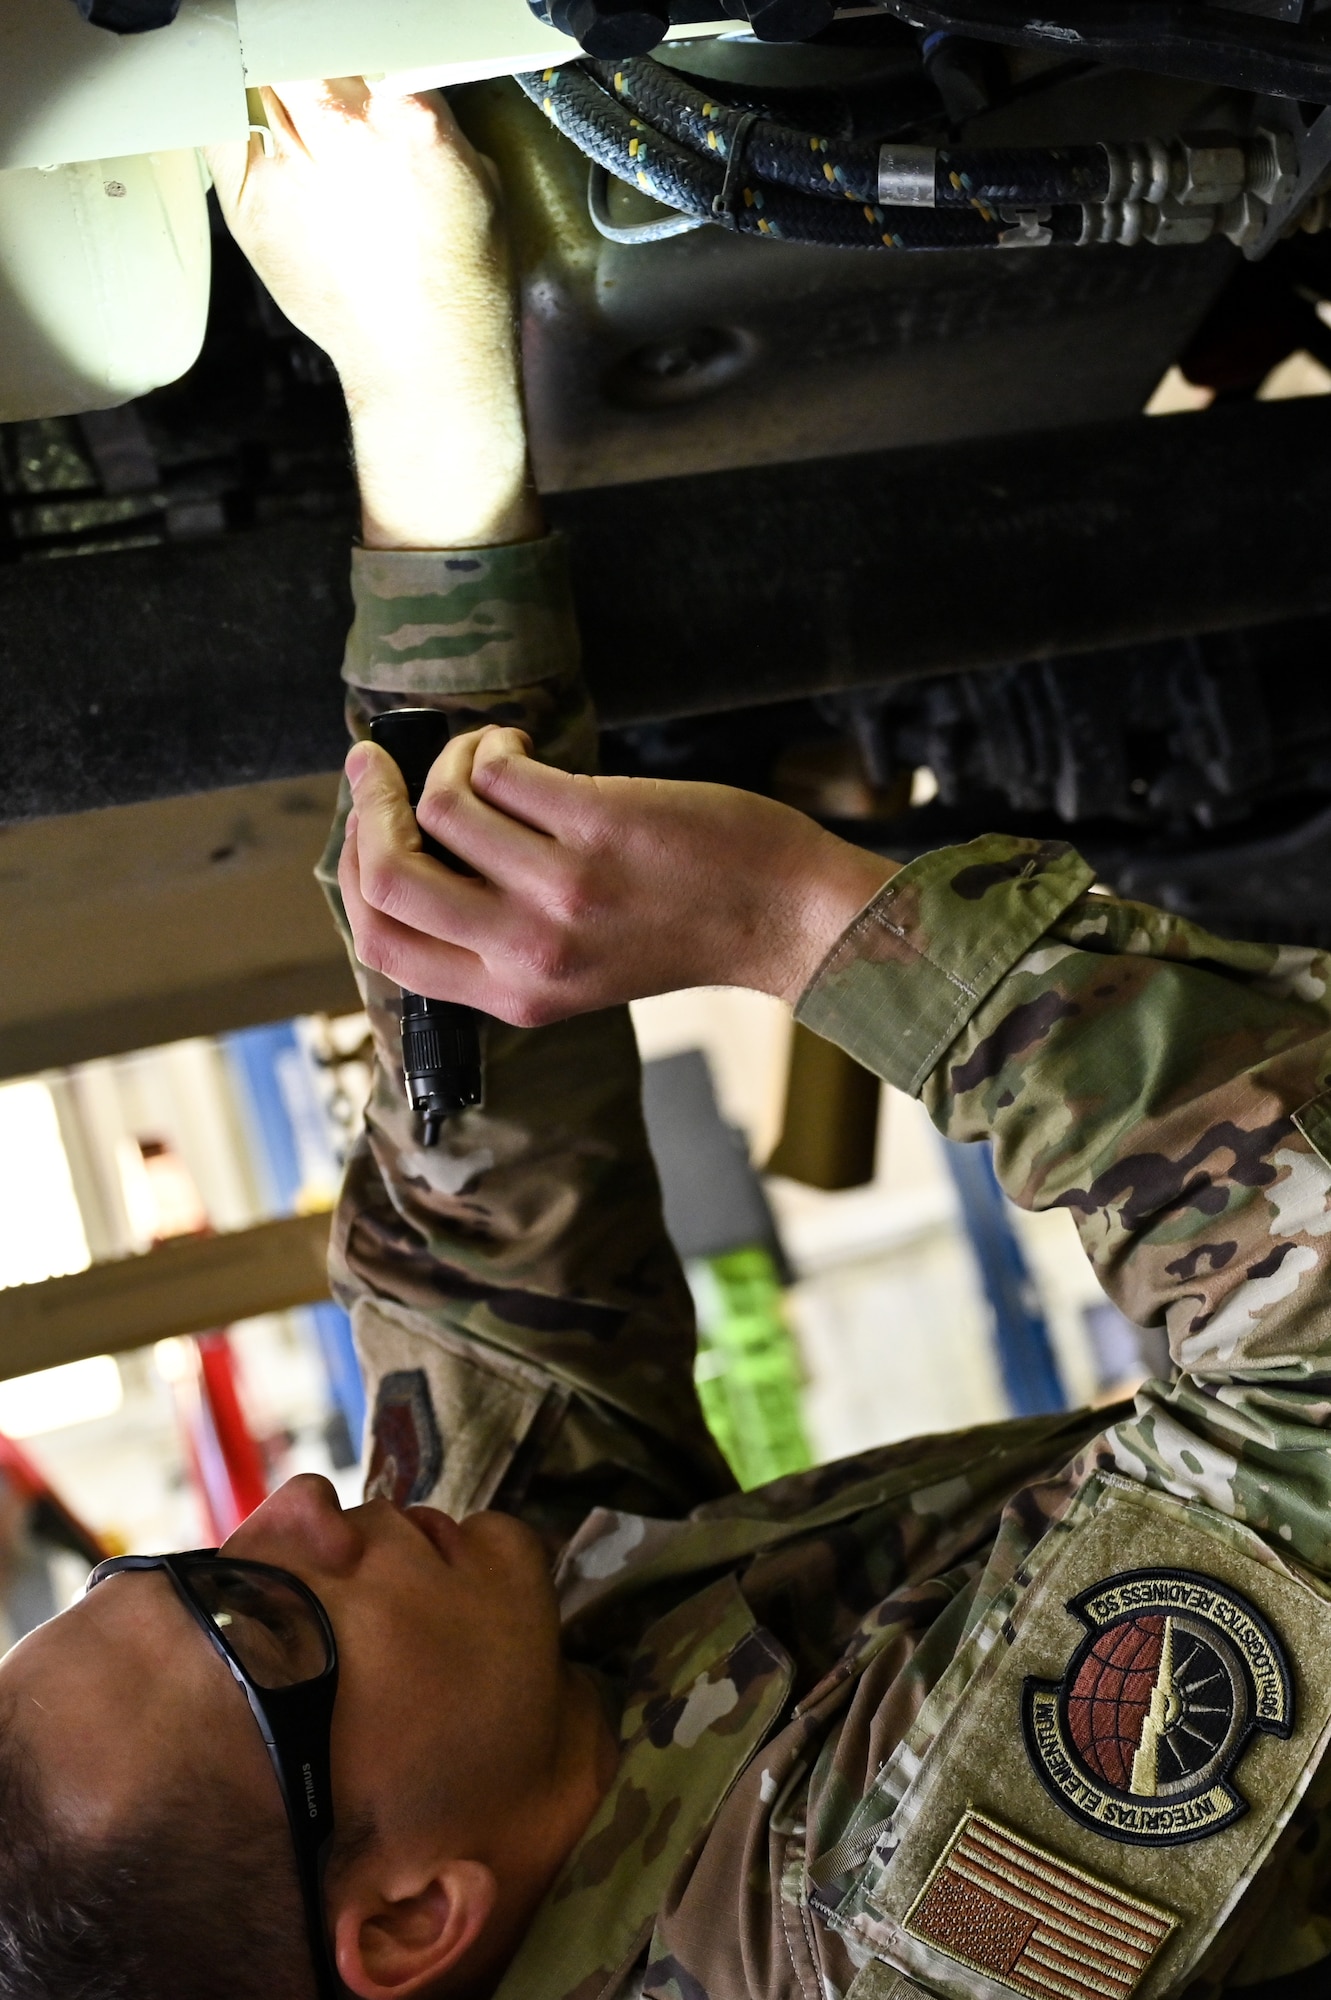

{"left": 1072, "top": 1610, "right": 1245, "bottom": 1794}
{"left": 1022, "top": 1568, "right": 1293, "bottom": 1846}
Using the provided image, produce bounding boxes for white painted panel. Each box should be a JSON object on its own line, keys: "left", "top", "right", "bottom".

{"left": 0, "top": 0, "right": 246, "bottom": 172}
{"left": 0, "top": 148, "right": 211, "bottom": 419}
{"left": 234, "top": 0, "right": 723, "bottom": 90}
{"left": 234, "top": 0, "right": 570, "bottom": 86}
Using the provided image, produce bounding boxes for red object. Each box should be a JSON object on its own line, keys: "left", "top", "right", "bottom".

{"left": 1067, "top": 1616, "right": 1164, "bottom": 1789}
{"left": 131, "top": 1139, "right": 269, "bottom": 1540}
{"left": 193, "top": 1334, "right": 269, "bottom": 1533}
{"left": 0, "top": 1431, "right": 107, "bottom": 1565}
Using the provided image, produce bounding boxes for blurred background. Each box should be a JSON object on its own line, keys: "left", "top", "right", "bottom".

{"left": 0, "top": 976, "right": 1164, "bottom": 1653}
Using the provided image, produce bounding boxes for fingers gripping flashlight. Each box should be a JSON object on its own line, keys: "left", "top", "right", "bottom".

{"left": 367, "top": 709, "right": 484, "bottom": 1146}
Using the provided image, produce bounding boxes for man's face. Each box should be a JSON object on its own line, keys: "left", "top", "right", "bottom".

{"left": 0, "top": 1476, "right": 566, "bottom": 1866}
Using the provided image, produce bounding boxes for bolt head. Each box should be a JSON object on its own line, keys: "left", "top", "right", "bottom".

{"left": 556, "top": 0, "right": 669, "bottom": 55}
{"left": 1219, "top": 189, "right": 1264, "bottom": 247}
{"left": 1175, "top": 132, "right": 1245, "bottom": 207}
{"left": 1250, "top": 125, "right": 1299, "bottom": 205}
{"left": 1145, "top": 195, "right": 1217, "bottom": 245}
{"left": 744, "top": 0, "right": 836, "bottom": 41}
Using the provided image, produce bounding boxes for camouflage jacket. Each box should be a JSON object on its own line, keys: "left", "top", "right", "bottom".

{"left": 317, "top": 535, "right": 1331, "bottom": 2000}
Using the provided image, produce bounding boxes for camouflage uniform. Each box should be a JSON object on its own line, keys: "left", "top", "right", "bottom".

{"left": 317, "top": 536, "right": 1331, "bottom": 2000}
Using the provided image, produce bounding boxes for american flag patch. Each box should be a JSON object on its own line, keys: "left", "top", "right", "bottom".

{"left": 903, "top": 1810, "right": 1177, "bottom": 2000}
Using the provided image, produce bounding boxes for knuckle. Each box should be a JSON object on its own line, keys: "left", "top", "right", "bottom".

{"left": 359, "top": 858, "right": 395, "bottom": 911}
{"left": 375, "top": 939, "right": 411, "bottom": 988}
{"left": 353, "top": 913, "right": 406, "bottom": 987}
{"left": 506, "top": 993, "right": 559, "bottom": 1031}
{"left": 522, "top": 935, "right": 577, "bottom": 988}
{"left": 572, "top": 814, "right": 610, "bottom": 861}
{"left": 546, "top": 866, "right": 596, "bottom": 930}
{"left": 352, "top": 921, "right": 389, "bottom": 978}
{"left": 361, "top": 861, "right": 413, "bottom": 924}
{"left": 418, "top": 780, "right": 458, "bottom": 829}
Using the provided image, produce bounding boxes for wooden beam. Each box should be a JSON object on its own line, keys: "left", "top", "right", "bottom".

{"left": 0, "top": 773, "right": 359, "bottom": 1080}
{"left": 0, "top": 1212, "right": 333, "bottom": 1381}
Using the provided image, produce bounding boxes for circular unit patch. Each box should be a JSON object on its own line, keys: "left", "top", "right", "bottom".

{"left": 1022, "top": 1566, "right": 1293, "bottom": 1846}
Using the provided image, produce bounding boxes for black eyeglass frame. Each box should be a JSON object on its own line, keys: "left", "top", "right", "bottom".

{"left": 85, "top": 1550, "right": 342, "bottom": 2000}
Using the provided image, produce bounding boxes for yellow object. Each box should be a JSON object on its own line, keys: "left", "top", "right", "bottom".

{"left": 1131, "top": 1615, "right": 1178, "bottom": 1798}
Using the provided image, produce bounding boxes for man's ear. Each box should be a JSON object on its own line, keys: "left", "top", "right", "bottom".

{"left": 333, "top": 1858, "right": 499, "bottom": 1999}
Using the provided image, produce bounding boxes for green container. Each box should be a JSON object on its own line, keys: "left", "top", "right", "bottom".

{"left": 691, "top": 1246, "right": 812, "bottom": 1490}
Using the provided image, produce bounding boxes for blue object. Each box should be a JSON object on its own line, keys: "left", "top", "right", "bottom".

{"left": 306, "top": 1301, "right": 366, "bottom": 1457}
{"left": 225, "top": 1024, "right": 306, "bottom": 1214}
{"left": 223, "top": 1023, "right": 365, "bottom": 1451}
{"left": 942, "top": 1138, "right": 1067, "bottom": 1417}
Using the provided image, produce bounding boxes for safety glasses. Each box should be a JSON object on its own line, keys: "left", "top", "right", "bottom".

{"left": 85, "top": 1551, "right": 341, "bottom": 2000}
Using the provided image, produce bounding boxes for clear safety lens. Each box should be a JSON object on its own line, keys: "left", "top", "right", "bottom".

{"left": 186, "top": 1563, "right": 330, "bottom": 1689}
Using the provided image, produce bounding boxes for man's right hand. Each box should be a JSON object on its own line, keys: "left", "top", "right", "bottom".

{"left": 205, "top": 81, "right": 540, "bottom": 551}
{"left": 338, "top": 725, "right": 897, "bottom": 1022}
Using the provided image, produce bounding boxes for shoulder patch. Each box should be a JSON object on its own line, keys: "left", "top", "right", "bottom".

{"left": 838, "top": 1480, "right": 1331, "bottom": 2000}
{"left": 1022, "top": 1567, "right": 1292, "bottom": 1847}
{"left": 365, "top": 1368, "right": 443, "bottom": 1508}
{"left": 904, "top": 1809, "right": 1176, "bottom": 2000}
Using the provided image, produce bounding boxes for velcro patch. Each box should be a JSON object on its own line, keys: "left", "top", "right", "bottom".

{"left": 366, "top": 1367, "right": 442, "bottom": 1509}
{"left": 353, "top": 1296, "right": 563, "bottom": 1518}
{"left": 904, "top": 1811, "right": 1176, "bottom": 2000}
{"left": 844, "top": 1478, "right": 1331, "bottom": 2000}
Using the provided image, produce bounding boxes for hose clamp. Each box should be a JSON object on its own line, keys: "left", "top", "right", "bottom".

{"left": 712, "top": 110, "right": 761, "bottom": 224}
{"left": 878, "top": 143, "right": 937, "bottom": 208}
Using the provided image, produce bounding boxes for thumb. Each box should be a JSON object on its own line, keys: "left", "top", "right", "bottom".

{"left": 345, "top": 739, "right": 421, "bottom": 849}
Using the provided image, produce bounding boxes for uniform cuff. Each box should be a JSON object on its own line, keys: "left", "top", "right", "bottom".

{"left": 342, "top": 533, "right": 581, "bottom": 696}
{"left": 795, "top": 835, "right": 1097, "bottom": 1096}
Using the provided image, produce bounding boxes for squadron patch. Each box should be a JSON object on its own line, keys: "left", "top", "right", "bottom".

{"left": 364, "top": 1368, "right": 443, "bottom": 1508}
{"left": 904, "top": 1810, "right": 1177, "bottom": 2000}
{"left": 1022, "top": 1567, "right": 1293, "bottom": 1846}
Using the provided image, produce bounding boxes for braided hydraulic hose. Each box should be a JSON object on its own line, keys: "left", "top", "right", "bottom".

{"left": 929, "top": 145, "right": 1109, "bottom": 205}
{"left": 589, "top": 55, "right": 883, "bottom": 201}
{"left": 645, "top": 64, "right": 890, "bottom": 143}
{"left": 591, "top": 57, "right": 1111, "bottom": 210}
{"left": 516, "top": 64, "right": 1084, "bottom": 248}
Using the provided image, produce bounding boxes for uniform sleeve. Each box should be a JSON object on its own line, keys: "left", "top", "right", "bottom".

{"left": 316, "top": 538, "right": 735, "bottom": 1548}
{"left": 797, "top": 833, "right": 1331, "bottom": 1573}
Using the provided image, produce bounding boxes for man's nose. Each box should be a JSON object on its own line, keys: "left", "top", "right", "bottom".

{"left": 221, "top": 1471, "right": 364, "bottom": 1579}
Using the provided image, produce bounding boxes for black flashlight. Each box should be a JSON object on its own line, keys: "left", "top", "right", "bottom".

{"left": 367, "top": 709, "right": 484, "bottom": 1145}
